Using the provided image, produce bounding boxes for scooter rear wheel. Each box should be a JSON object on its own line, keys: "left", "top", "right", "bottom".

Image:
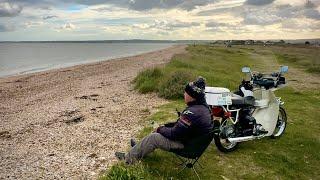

{"left": 214, "top": 135, "right": 238, "bottom": 152}
{"left": 271, "top": 107, "right": 287, "bottom": 138}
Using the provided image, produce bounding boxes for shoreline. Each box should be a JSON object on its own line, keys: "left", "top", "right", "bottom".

{"left": 0, "top": 43, "right": 178, "bottom": 79}
{"left": 0, "top": 45, "right": 187, "bottom": 179}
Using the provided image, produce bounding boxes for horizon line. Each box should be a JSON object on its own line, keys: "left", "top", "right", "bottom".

{"left": 1, "top": 38, "right": 320, "bottom": 43}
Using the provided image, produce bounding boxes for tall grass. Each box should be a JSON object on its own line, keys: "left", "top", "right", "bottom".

{"left": 271, "top": 46, "right": 320, "bottom": 74}
{"left": 133, "top": 68, "right": 163, "bottom": 93}
{"left": 134, "top": 45, "right": 255, "bottom": 100}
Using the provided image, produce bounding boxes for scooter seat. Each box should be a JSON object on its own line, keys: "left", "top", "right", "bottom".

{"left": 231, "top": 95, "right": 255, "bottom": 106}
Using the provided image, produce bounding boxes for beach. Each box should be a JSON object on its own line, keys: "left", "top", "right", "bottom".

{"left": 0, "top": 45, "right": 187, "bottom": 179}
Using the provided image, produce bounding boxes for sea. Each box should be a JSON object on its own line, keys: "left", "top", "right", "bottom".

{"left": 0, "top": 42, "right": 176, "bottom": 78}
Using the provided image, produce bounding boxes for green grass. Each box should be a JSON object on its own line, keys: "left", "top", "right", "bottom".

{"left": 101, "top": 45, "right": 320, "bottom": 180}
{"left": 134, "top": 45, "right": 255, "bottom": 99}
{"left": 269, "top": 46, "right": 320, "bottom": 74}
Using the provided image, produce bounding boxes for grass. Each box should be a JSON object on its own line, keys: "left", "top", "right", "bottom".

{"left": 134, "top": 45, "right": 255, "bottom": 97}
{"left": 269, "top": 45, "right": 320, "bottom": 74}
{"left": 101, "top": 45, "right": 320, "bottom": 180}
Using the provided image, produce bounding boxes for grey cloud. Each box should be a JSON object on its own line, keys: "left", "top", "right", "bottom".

{"left": 275, "top": 4, "right": 300, "bottom": 18}
{"left": 305, "top": 0, "right": 317, "bottom": 9}
{"left": 170, "top": 21, "right": 200, "bottom": 28}
{"left": 0, "top": 2, "right": 23, "bottom": 17}
{"left": 243, "top": 14, "right": 281, "bottom": 25}
{"left": 2, "top": 0, "right": 215, "bottom": 12}
{"left": 177, "top": 0, "right": 215, "bottom": 11}
{"left": 68, "top": 0, "right": 215, "bottom": 11}
{"left": 128, "top": 0, "right": 180, "bottom": 11}
{"left": 0, "top": 0, "right": 51, "bottom": 6}
{"left": 197, "top": 7, "right": 234, "bottom": 16}
{"left": 245, "top": 0, "right": 275, "bottom": 6}
{"left": 128, "top": 0, "right": 215, "bottom": 11}
{"left": 274, "top": 3, "right": 320, "bottom": 20}
{"left": 304, "top": 9, "right": 320, "bottom": 19}
{"left": 133, "top": 20, "right": 200, "bottom": 31}
{"left": 0, "top": 23, "right": 15, "bottom": 32}
{"left": 91, "top": 6, "right": 114, "bottom": 12}
{"left": 43, "top": 15, "right": 57, "bottom": 20}
{"left": 206, "top": 22, "right": 230, "bottom": 27}
{"left": 154, "top": 20, "right": 200, "bottom": 30}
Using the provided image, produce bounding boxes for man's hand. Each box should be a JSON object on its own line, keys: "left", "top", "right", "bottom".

{"left": 176, "top": 108, "right": 181, "bottom": 117}
{"left": 164, "top": 122, "right": 175, "bottom": 127}
{"left": 153, "top": 126, "right": 162, "bottom": 133}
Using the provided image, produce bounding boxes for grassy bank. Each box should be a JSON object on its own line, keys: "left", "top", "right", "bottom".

{"left": 101, "top": 45, "right": 320, "bottom": 180}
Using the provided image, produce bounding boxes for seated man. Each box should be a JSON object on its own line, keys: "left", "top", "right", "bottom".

{"left": 115, "top": 77, "right": 213, "bottom": 164}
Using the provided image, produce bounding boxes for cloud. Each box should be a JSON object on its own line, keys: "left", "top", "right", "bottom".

{"left": 69, "top": 0, "right": 215, "bottom": 11}
{"left": 196, "top": 1, "right": 245, "bottom": 16}
{"left": 240, "top": 5, "right": 284, "bottom": 25}
{"left": 305, "top": 0, "right": 317, "bottom": 8}
{"left": 132, "top": 20, "right": 200, "bottom": 31}
{"left": 274, "top": 4, "right": 300, "bottom": 18}
{"left": 0, "top": 0, "right": 319, "bottom": 40}
{"left": 43, "top": 15, "right": 57, "bottom": 20}
{"left": 242, "top": 12, "right": 282, "bottom": 25}
{"left": 281, "top": 19, "right": 320, "bottom": 31}
{"left": 24, "top": 21, "right": 44, "bottom": 28}
{"left": 0, "top": 23, "right": 15, "bottom": 32}
{"left": 56, "top": 23, "right": 76, "bottom": 31}
{"left": 169, "top": 21, "right": 200, "bottom": 28}
{"left": 0, "top": 2, "right": 23, "bottom": 17}
{"left": 205, "top": 21, "right": 230, "bottom": 27}
{"left": 245, "top": 0, "right": 275, "bottom": 6}
{"left": 174, "top": 0, "right": 216, "bottom": 11}
{"left": 274, "top": 3, "right": 320, "bottom": 20}
{"left": 304, "top": 9, "right": 320, "bottom": 19}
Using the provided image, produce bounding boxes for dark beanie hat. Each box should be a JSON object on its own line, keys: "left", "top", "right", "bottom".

{"left": 185, "top": 77, "right": 206, "bottom": 100}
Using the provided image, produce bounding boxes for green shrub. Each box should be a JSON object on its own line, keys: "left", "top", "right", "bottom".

{"left": 158, "top": 71, "right": 195, "bottom": 99}
{"left": 134, "top": 68, "right": 163, "bottom": 93}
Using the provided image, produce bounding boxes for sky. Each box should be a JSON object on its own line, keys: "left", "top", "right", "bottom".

{"left": 0, "top": 0, "right": 319, "bottom": 41}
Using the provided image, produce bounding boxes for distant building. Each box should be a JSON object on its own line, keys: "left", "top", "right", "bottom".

{"left": 245, "top": 40, "right": 254, "bottom": 45}
{"left": 264, "top": 41, "right": 274, "bottom": 46}
{"left": 255, "top": 40, "right": 264, "bottom": 45}
{"left": 225, "top": 41, "right": 232, "bottom": 47}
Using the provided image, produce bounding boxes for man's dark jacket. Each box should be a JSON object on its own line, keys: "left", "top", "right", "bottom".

{"left": 157, "top": 100, "right": 213, "bottom": 144}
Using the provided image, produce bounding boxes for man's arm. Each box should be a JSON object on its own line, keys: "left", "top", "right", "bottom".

{"left": 157, "top": 113, "right": 193, "bottom": 141}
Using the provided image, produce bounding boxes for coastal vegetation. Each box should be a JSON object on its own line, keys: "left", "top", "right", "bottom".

{"left": 102, "top": 45, "right": 320, "bottom": 179}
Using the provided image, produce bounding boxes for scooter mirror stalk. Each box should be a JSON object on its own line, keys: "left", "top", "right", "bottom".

{"left": 280, "top": 66, "right": 288, "bottom": 73}
{"left": 242, "top": 67, "right": 251, "bottom": 73}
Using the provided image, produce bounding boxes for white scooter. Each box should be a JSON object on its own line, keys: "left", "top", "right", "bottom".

{"left": 205, "top": 66, "right": 288, "bottom": 152}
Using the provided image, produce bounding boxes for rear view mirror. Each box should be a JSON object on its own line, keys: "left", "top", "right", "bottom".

{"left": 280, "top": 66, "right": 288, "bottom": 73}
{"left": 242, "top": 67, "right": 251, "bottom": 73}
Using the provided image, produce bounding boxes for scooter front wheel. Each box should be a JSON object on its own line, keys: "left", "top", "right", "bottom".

{"left": 271, "top": 107, "right": 287, "bottom": 138}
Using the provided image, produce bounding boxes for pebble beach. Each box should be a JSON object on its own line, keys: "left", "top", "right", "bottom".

{"left": 0, "top": 45, "right": 187, "bottom": 179}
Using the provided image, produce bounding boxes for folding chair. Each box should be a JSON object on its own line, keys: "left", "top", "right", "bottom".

{"left": 170, "top": 130, "right": 215, "bottom": 180}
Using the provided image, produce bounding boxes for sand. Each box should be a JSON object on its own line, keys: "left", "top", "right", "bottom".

{"left": 0, "top": 45, "right": 187, "bottom": 179}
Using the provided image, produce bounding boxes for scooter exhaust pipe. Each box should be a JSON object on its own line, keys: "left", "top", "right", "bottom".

{"left": 228, "top": 135, "right": 265, "bottom": 143}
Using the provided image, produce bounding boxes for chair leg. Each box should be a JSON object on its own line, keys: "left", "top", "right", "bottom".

{"left": 192, "top": 166, "right": 201, "bottom": 180}
{"left": 197, "top": 161, "right": 204, "bottom": 168}
{"left": 177, "top": 163, "right": 188, "bottom": 175}
{"left": 175, "top": 156, "right": 202, "bottom": 179}
{"left": 175, "top": 155, "right": 187, "bottom": 166}
{"left": 191, "top": 157, "right": 200, "bottom": 166}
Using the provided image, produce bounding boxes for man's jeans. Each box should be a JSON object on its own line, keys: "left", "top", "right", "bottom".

{"left": 125, "top": 133, "right": 184, "bottom": 164}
